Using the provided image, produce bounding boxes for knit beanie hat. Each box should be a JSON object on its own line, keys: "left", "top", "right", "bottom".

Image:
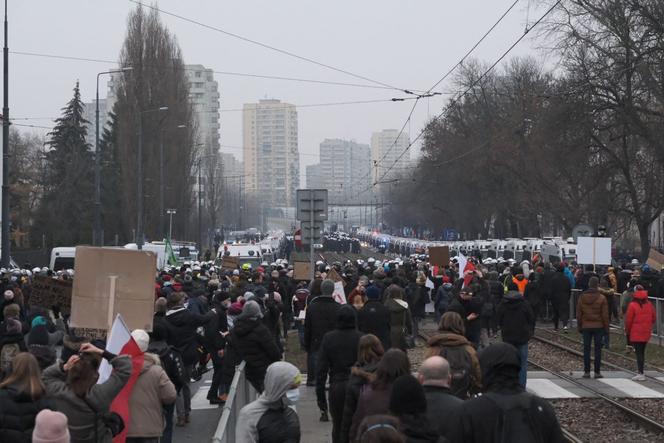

{"left": 32, "top": 409, "right": 70, "bottom": 443}
{"left": 131, "top": 329, "right": 150, "bottom": 353}
{"left": 228, "top": 302, "right": 243, "bottom": 316}
{"left": 239, "top": 300, "right": 263, "bottom": 320}
{"left": 366, "top": 285, "right": 381, "bottom": 301}
{"left": 3, "top": 289, "right": 13, "bottom": 300}
{"left": 31, "top": 315, "right": 48, "bottom": 329}
{"left": 3, "top": 303, "right": 19, "bottom": 319}
{"left": 389, "top": 374, "right": 427, "bottom": 416}
{"left": 28, "top": 324, "right": 50, "bottom": 346}
{"left": 321, "top": 279, "right": 335, "bottom": 296}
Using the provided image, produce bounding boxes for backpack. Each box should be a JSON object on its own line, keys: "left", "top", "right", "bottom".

{"left": 0, "top": 343, "right": 20, "bottom": 373}
{"left": 483, "top": 391, "right": 545, "bottom": 443}
{"left": 158, "top": 346, "right": 187, "bottom": 389}
{"left": 440, "top": 344, "right": 473, "bottom": 399}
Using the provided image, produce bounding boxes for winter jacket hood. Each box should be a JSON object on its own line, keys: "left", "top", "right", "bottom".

{"left": 502, "top": 290, "right": 523, "bottom": 302}
{"left": 580, "top": 289, "right": 602, "bottom": 305}
{"left": 427, "top": 332, "right": 470, "bottom": 348}
{"left": 233, "top": 316, "right": 261, "bottom": 338}
{"left": 386, "top": 298, "right": 409, "bottom": 311}
{"left": 633, "top": 290, "right": 648, "bottom": 301}
{"left": 336, "top": 305, "right": 357, "bottom": 329}
{"left": 478, "top": 343, "right": 521, "bottom": 392}
{"left": 235, "top": 362, "right": 300, "bottom": 443}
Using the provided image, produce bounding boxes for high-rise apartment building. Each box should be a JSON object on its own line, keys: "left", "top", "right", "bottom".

{"left": 371, "top": 129, "right": 410, "bottom": 194}
{"left": 305, "top": 163, "right": 325, "bottom": 190}
{"left": 184, "top": 65, "right": 221, "bottom": 156}
{"left": 317, "top": 139, "right": 371, "bottom": 202}
{"left": 243, "top": 99, "right": 299, "bottom": 207}
{"left": 82, "top": 98, "right": 109, "bottom": 149}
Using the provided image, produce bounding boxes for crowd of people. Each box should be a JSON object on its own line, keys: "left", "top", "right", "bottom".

{"left": 0, "top": 245, "right": 658, "bottom": 442}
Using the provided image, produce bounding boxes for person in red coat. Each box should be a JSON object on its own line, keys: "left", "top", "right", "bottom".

{"left": 625, "top": 290, "right": 656, "bottom": 381}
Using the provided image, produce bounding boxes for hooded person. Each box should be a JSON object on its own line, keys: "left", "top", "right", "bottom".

{"left": 0, "top": 304, "right": 27, "bottom": 374}
{"left": 384, "top": 284, "right": 413, "bottom": 352}
{"left": 316, "top": 305, "right": 363, "bottom": 443}
{"left": 27, "top": 316, "right": 58, "bottom": 371}
{"left": 389, "top": 374, "right": 442, "bottom": 443}
{"left": 625, "top": 290, "right": 656, "bottom": 380}
{"left": 125, "top": 329, "right": 177, "bottom": 442}
{"left": 224, "top": 300, "right": 281, "bottom": 394}
{"left": 304, "top": 279, "right": 341, "bottom": 389}
{"left": 446, "top": 343, "right": 564, "bottom": 443}
{"left": 235, "top": 361, "right": 302, "bottom": 443}
{"left": 358, "top": 285, "right": 392, "bottom": 351}
{"left": 495, "top": 281, "right": 535, "bottom": 388}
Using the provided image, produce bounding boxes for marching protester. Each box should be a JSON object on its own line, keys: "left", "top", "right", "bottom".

{"left": 357, "top": 285, "right": 391, "bottom": 350}
{"left": 384, "top": 284, "right": 413, "bottom": 351}
{"left": 625, "top": 289, "right": 656, "bottom": 381}
{"left": 417, "top": 356, "right": 462, "bottom": 438}
{"left": 576, "top": 276, "right": 609, "bottom": 378}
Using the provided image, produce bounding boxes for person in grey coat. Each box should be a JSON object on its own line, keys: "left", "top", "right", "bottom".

{"left": 42, "top": 342, "right": 132, "bottom": 443}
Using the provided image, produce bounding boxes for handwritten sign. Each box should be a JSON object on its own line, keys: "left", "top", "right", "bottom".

{"left": 221, "top": 256, "right": 239, "bottom": 270}
{"left": 29, "top": 276, "right": 73, "bottom": 314}
{"left": 293, "top": 262, "right": 312, "bottom": 281}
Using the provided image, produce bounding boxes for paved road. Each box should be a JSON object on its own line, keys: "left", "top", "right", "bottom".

{"left": 173, "top": 369, "right": 223, "bottom": 442}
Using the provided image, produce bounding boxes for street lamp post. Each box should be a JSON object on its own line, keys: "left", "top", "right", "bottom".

{"left": 137, "top": 106, "right": 168, "bottom": 250}
{"left": 1, "top": 0, "right": 9, "bottom": 268}
{"left": 95, "top": 67, "right": 132, "bottom": 247}
{"left": 166, "top": 209, "right": 177, "bottom": 241}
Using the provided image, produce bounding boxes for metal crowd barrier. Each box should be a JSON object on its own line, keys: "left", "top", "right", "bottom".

{"left": 211, "top": 361, "right": 258, "bottom": 443}
{"left": 568, "top": 288, "right": 664, "bottom": 346}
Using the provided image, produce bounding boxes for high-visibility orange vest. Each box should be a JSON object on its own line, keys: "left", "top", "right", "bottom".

{"left": 513, "top": 276, "right": 528, "bottom": 294}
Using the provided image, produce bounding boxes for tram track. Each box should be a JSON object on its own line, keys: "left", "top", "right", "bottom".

{"left": 415, "top": 329, "right": 664, "bottom": 443}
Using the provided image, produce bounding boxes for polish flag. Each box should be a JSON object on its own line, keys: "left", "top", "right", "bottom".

{"left": 457, "top": 253, "right": 476, "bottom": 288}
{"left": 98, "top": 314, "right": 145, "bottom": 443}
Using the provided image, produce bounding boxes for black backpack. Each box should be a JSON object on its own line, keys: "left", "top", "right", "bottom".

{"left": 440, "top": 345, "right": 473, "bottom": 399}
{"left": 483, "top": 391, "right": 545, "bottom": 443}
{"left": 157, "top": 345, "right": 187, "bottom": 389}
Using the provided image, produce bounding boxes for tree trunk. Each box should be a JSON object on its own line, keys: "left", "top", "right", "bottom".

{"left": 638, "top": 222, "right": 651, "bottom": 263}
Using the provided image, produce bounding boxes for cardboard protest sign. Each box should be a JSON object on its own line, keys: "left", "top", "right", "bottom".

{"left": 29, "top": 276, "right": 73, "bottom": 314}
{"left": 70, "top": 247, "right": 157, "bottom": 332}
{"left": 326, "top": 267, "right": 346, "bottom": 287}
{"left": 576, "top": 237, "right": 612, "bottom": 265}
{"left": 221, "top": 256, "right": 239, "bottom": 270}
{"left": 429, "top": 246, "right": 450, "bottom": 267}
{"left": 293, "top": 262, "right": 312, "bottom": 281}
{"left": 647, "top": 249, "right": 664, "bottom": 270}
{"left": 332, "top": 280, "right": 346, "bottom": 304}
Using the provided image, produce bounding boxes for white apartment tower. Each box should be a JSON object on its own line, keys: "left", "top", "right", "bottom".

{"left": 185, "top": 65, "right": 221, "bottom": 155}
{"left": 371, "top": 129, "right": 410, "bottom": 194}
{"left": 318, "top": 139, "right": 371, "bottom": 202}
{"left": 243, "top": 99, "right": 299, "bottom": 207}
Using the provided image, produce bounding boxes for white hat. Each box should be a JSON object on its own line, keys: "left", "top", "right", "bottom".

{"left": 131, "top": 329, "right": 150, "bottom": 353}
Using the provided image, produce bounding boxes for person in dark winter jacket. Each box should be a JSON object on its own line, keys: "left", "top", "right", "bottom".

{"left": 550, "top": 263, "right": 572, "bottom": 331}
{"left": 339, "top": 334, "right": 385, "bottom": 443}
{"left": 316, "top": 305, "right": 363, "bottom": 443}
{"left": 496, "top": 282, "right": 535, "bottom": 387}
{"left": 225, "top": 300, "right": 281, "bottom": 394}
{"left": 447, "top": 343, "right": 564, "bottom": 443}
{"left": 408, "top": 274, "right": 430, "bottom": 339}
{"left": 447, "top": 286, "right": 482, "bottom": 347}
{"left": 358, "top": 285, "right": 391, "bottom": 350}
{"left": 434, "top": 280, "right": 454, "bottom": 324}
{"left": 235, "top": 361, "right": 302, "bottom": 443}
{"left": 0, "top": 353, "right": 52, "bottom": 442}
{"left": 164, "top": 291, "right": 215, "bottom": 426}
{"left": 0, "top": 304, "right": 27, "bottom": 375}
{"left": 390, "top": 374, "right": 444, "bottom": 443}
{"left": 304, "top": 279, "right": 340, "bottom": 389}
{"left": 384, "top": 284, "right": 413, "bottom": 351}
{"left": 418, "top": 355, "right": 462, "bottom": 438}
{"left": 349, "top": 349, "right": 411, "bottom": 441}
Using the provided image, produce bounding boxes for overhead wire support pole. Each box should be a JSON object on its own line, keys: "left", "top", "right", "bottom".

{"left": 1, "top": 0, "right": 9, "bottom": 268}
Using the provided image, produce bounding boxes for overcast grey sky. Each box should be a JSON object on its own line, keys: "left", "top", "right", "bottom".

{"left": 10, "top": 0, "right": 548, "bottom": 181}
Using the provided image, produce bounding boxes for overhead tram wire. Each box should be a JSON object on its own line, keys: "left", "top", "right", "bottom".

{"left": 129, "top": 0, "right": 420, "bottom": 95}
{"left": 352, "top": 0, "right": 563, "bottom": 200}
{"left": 349, "top": 0, "right": 523, "bottom": 201}
{"left": 10, "top": 50, "right": 401, "bottom": 92}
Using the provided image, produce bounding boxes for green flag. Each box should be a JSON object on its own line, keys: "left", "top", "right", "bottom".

{"left": 165, "top": 238, "right": 178, "bottom": 266}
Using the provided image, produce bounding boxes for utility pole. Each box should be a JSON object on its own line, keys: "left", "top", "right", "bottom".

{"left": 1, "top": 0, "right": 9, "bottom": 267}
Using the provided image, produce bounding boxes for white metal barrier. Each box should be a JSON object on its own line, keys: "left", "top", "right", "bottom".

{"left": 211, "top": 361, "right": 258, "bottom": 443}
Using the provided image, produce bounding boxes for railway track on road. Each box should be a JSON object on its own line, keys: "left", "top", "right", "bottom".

{"left": 416, "top": 329, "right": 664, "bottom": 443}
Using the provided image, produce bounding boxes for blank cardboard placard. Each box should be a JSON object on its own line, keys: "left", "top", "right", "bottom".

{"left": 576, "top": 237, "right": 612, "bottom": 265}
{"left": 293, "top": 262, "right": 312, "bottom": 281}
{"left": 429, "top": 246, "right": 450, "bottom": 266}
{"left": 647, "top": 249, "right": 664, "bottom": 270}
{"left": 70, "top": 246, "right": 157, "bottom": 332}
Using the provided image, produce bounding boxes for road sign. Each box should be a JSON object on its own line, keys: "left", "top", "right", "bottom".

{"left": 296, "top": 189, "right": 328, "bottom": 222}
{"left": 443, "top": 229, "right": 458, "bottom": 241}
{"left": 294, "top": 228, "right": 302, "bottom": 248}
{"left": 300, "top": 221, "right": 324, "bottom": 244}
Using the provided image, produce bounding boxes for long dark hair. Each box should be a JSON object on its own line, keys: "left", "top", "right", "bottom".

{"left": 66, "top": 352, "right": 102, "bottom": 398}
{"left": 372, "top": 348, "right": 410, "bottom": 390}
{"left": 357, "top": 334, "right": 384, "bottom": 366}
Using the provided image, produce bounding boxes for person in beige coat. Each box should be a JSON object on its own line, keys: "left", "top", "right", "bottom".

{"left": 126, "top": 330, "right": 177, "bottom": 443}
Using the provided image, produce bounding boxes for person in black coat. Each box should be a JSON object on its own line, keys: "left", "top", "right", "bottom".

{"left": 304, "top": 279, "right": 341, "bottom": 389}
{"left": 389, "top": 374, "right": 442, "bottom": 443}
{"left": 164, "top": 291, "right": 215, "bottom": 423}
{"left": 225, "top": 300, "right": 281, "bottom": 393}
{"left": 0, "top": 353, "right": 53, "bottom": 443}
{"left": 203, "top": 292, "right": 229, "bottom": 404}
{"left": 550, "top": 263, "right": 572, "bottom": 331}
{"left": 357, "top": 286, "right": 391, "bottom": 350}
{"left": 496, "top": 284, "right": 535, "bottom": 388}
{"left": 446, "top": 343, "right": 564, "bottom": 443}
{"left": 447, "top": 285, "right": 482, "bottom": 348}
{"left": 418, "top": 355, "right": 463, "bottom": 439}
{"left": 316, "top": 305, "right": 362, "bottom": 443}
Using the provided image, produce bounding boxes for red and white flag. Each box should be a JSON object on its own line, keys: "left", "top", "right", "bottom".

{"left": 98, "top": 314, "right": 145, "bottom": 443}
{"left": 457, "top": 253, "right": 476, "bottom": 288}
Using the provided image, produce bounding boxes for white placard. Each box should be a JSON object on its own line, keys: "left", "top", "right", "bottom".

{"left": 576, "top": 237, "right": 612, "bottom": 265}
{"left": 332, "top": 281, "right": 347, "bottom": 304}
